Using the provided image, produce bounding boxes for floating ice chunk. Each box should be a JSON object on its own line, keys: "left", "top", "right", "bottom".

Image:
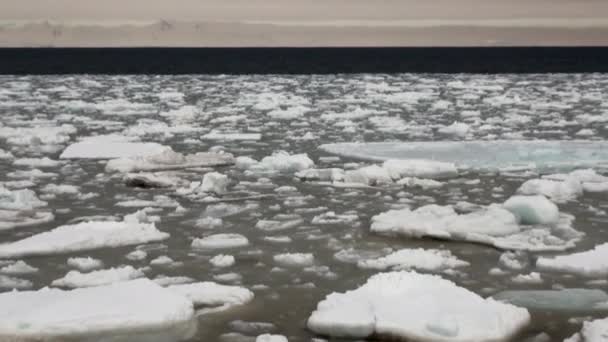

{"left": 249, "top": 151, "right": 315, "bottom": 173}
{"left": 0, "top": 124, "right": 76, "bottom": 147}
{"left": 493, "top": 289, "right": 608, "bottom": 312}
{"left": 274, "top": 253, "right": 314, "bottom": 267}
{"left": 52, "top": 265, "right": 144, "bottom": 288}
{"left": 160, "top": 105, "right": 199, "bottom": 121}
{"left": 200, "top": 172, "right": 230, "bottom": 195}
{"left": 61, "top": 139, "right": 166, "bottom": 159}
{"left": 0, "top": 279, "right": 195, "bottom": 340}
{"left": 0, "top": 187, "right": 47, "bottom": 211}
{"left": 124, "top": 172, "right": 185, "bottom": 188}
{"left": 267, "top": 105, "right": 310, "bottom": 120}
{"left": 192, "top": 234, "right": 249, "bottom": 249}
{"left": 503, "top": 195, "right": 559, "bottom": 225}
{"left": 498, "top": 251, "right": 528, "bottom": 270}
{"left": 0, "top": 210, "right": 55, "bottom": 231}
{"left": 0, "top": 260, "right": 38, "bottom": 275}
{"left": 210, "top": 255, "right": 236, "bottom": 268}
{"left": 344, "top": 165, "right": 392, "bottom": 185}
{"left": 319, "top": 141, "right": 608, "bottom": 172}
{"left": 256, "top": 219, "right": 303, "bottom": 232}
{"left": 0, "top": 210, "right": 169, "bottom": 258}
{"left": 0, "top": 274, "right": 32, "bottom": 289}
{"left": 0, "top": 148, "right": 13, "bottom": 160}
{"left": 229, "top": 320, "right": 276, "bottom": 335}
{"left": 167, "top": 282, "right": 254, "bottom": 309}
{"left": 307, "top": 271, "right": 530, "bottom": 340}
{"left": 67, "top": 257, "right": 103, "bottom": 272}
{"left": 202, "top": 131, "right": 262, "bottom": 141}
{"left": 312, "top": 212, "right": 358, "bottom": 225}
{"left": 106, "top": 147, "right": 234, "bottom": 173}
{"left": 126, "top": 250, "right": 148, "bottom": 261}
{"left": 511, "top": 272, "right": 543, "bottom": 284}
{"left": 566, "top": 317, "right": 608, "bottom": 342}
{"left": 13, "top": 157, "right": 61, "bottom": 168}
{"left": 116, "top": 195, "right": 181, "bottom": 208}
{"left": 397, "top": 177, "right": 444, "bottom": 189}
{"left": 256, "top": 334, "right": 288, "bottom": 342}
{"left": 383, "top": 159, "right": 458, "bottom": 180}
{"left": 438, "top": 122, "right": 470, "bottom": 138}
{"left": 40, "top": 184, "right": 80, "bottom": 195}
{"left": 295, "top": 168, "right": 345, "bottom": 182}
{"left": 150, "top": 256, "right": 175, "bottom": 266}
{"left": 517, "top": 178, "right": 583, "bottom": 203}
{"left": 357, "top": 248, "right": 469, "bottom": 272}
{"left": 537, "top": 243, "right": 608, "bottom": 277}
{"left": 95, "top": 99, "right": 156, "bottom": 115}
{"left": 371, "top": 204, "right": 581, "bottom": 251}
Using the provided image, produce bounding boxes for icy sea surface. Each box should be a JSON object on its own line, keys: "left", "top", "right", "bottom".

{"left": 1, "top": 74, "right": 608, "bottom": 342}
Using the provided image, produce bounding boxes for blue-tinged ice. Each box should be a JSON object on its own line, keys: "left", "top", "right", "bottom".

{"left": 320, "top": 141, "right": 608, "bottom": 172}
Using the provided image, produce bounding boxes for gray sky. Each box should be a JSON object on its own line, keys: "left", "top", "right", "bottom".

{"left": 1, "top": 0, "right": 607, "bottom": 46}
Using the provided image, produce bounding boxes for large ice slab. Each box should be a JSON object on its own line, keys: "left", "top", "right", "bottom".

{"left": 307, "top": 271, "right": 530, "bottom": 341}
{"left": 0, "top": 279, "right": 196, "bottom": 341}
{"left": 371, "top": 204, "right": 581, "bottom": 251}
{"left": 60, "top": 136, "right": 167, "bottom": 159}
{"left": 566, "top": 317, "right": 608, "bottom": 342}
{"left": 320, "top": 141, "right": 608, "bottom": 172}
{"left": 106, "top": 147, "right": 234, "bottom": 173}
{"left": 0, "top": 210, "right": 169, "bottom": 258}
{"left": 167, "top": 282, "right": 254, "bottom": 311}
{"left": 493, "top": 289, "right": 608, "bottom": 312}
{"left": 536, "top": 243, "right": 608, "bottom": 277}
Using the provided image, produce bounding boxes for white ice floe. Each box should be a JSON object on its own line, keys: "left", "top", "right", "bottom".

{"left": 268, "top": 105, "right": 310, "bottom": 120}
{"left": 0, "top": 275, "right": 32, "bottom": 289}
{"left": 319, "top": 141, "right": 608, "bottom": 172}
{"left": 517, "top": 178, "right": 583, "bottom": 203}
{"left": 202, "top": 131, "right": 262, "bottom": 141}
{"left": 536, "top": 243, "right": 608, "bottom": 277}
{"left": 167, "top": 282, "right": 254, "bottom": 310}
{"left": 256, "top": 334, "right": 288, "bottom": 342}
{"left": 13, "top": 157, "right": 61, "bottom": 168}
{"left": 0, "top": 124, "right": 76, "bottom": 148}
{"left": 52, "top": 265, "right": 144, "bottom": 288}
{"left": 60, "top": 136, "right": 166, "bottom": 159}
{"left": 0, "top": 279, "right": 196, "bottom": 340}
{"left": 67, "top": 257, "right": 104, "bottom": 272}
{"left": 307, "top": 271, "right": 530, "bottom": 340}
{"left": 246, "top": 151, "right": 315, "bottom": 174}
{"left": 0, "top": 186, "right": 53, "bottom": 231}
{"left": 0, "top": 210, "right": 169, "bottom": 258}
{"left": 371, "top": 203, "right": 581, "bottom": 251}
{"left": 210, "top": 255, "right": 236, "bottom": 268}
{"left": 438, "top": 122, "right": 470, "bottom": 138}
{"left": 511, "top": 272, "right": 543, "bottom": 284}
{"left": 191, "top": 234, "right": 250, "bottom": 249}
{"left": 0, "top": 260, "right": 38, "bottom": 275}
{"left": 124, "top": 172, "right": 186, "bottom": 188}
{"left": 493, "top": 289, "right": 608, "bottom": 312}
{"left": 274, "top": 253, "right": 314, "bottom": 267}
{"left": 199, "top": 172, "right": 230, "bottom": 195}
{"left": 356, "top": 248, "right": 469, "bottom": 272}
{"left": 566, "top": 317, "right": 608, "bottom": 342}
{"left": 106, "top": 147, "right": 234, "bottom": 173}
{"left": 503, "top": 195, "right": 559, "bottom": 225}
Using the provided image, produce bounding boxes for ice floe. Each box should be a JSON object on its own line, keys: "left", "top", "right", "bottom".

{"left": 0, "top": 279, "right": 196, "bottom": 341}
{"left": 167, "top": 282, "right": 254, "bottom": 311}
{"left": 307, "top": 271, "right": 530, "bottom": 340}
{"left": 0, "top": 210, "right": 169, "bottom": 258}
{"left": 503, "top": 195, "right": 559, "bottom": 225}
{"left": 60, "top": 136, "right": 166, "bottom": 159}
{"left": 356, "top": 248, "right": 469, "bottom": 272}
{"left": 106, "top": 147, "right": 234, "bottom": 173}
{"left": 371, "top": 203, "right": 581, "bottom": 251}
{"left": 566, "top": 317, "right": 608, "bottom": 342}
{"left": 52, "top": 265, "right": 144, "bottom": 288}
{"left": 273, "top": 253, "right": 315, "bottom": 267}
{"left": 536, "top": 243, "right": 608, "bottom": 277}
{"left": 192, "top": 234, "right": 250, "bottom": 249}
{"left": 320, "top": 141, "right": 608, "bottom": 172}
